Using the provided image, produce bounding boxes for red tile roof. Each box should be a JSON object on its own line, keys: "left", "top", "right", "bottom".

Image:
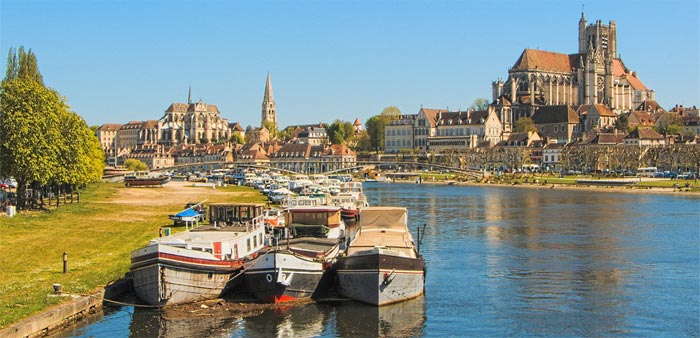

{"left": 97, "top": 124, "right": 122, "bottom": 131}
{"left": 511, "top": 49, "right": 577, "bottom": 73}
{"left": 613, "top": 59, "right": 648, "bottom": 90}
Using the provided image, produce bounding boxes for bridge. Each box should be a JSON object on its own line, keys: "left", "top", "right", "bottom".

{"left": 105, "top": 160, "right": 484, "bottom": 181}
{"left": 157, "top": 160, "right": 482, "bottom": 177}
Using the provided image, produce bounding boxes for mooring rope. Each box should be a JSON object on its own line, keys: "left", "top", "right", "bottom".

{"left": 226, "top": 249, "right": 272, "bottom": 283}
{"left": 87, "top": 294, "right": 164, "bottom": 308}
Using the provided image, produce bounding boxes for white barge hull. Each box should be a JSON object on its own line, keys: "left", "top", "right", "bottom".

{"left": 130, "top": 244, "right": 242, "bottom": 306}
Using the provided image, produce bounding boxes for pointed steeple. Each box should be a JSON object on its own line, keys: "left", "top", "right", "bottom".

{"left": 261, "top": 73, "right": 277, "bottom": 130}
{"left": 264, "top": 72, "right": 274, "bottom": 100}
{"left": 187, "top": 85, "right": 192, "bottom": 104}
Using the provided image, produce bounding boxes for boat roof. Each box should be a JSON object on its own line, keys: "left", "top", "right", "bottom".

{"left": 174, "top": 208, "right": 198, "bottom": 218}
{"left": 208, "top": 203, "right": 265, "bottom": 207}
{"left": 287, "top": 206, "right": 341, "bottom": 213}
{"left": 359, "top": 207, "right": 407, "bottom": 230}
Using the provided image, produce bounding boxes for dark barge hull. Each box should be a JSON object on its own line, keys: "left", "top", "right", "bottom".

{"left": 335, "top": 251, "right": 425, "bottom": 306}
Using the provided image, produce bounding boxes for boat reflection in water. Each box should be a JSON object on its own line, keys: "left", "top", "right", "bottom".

{"left": 334, "top": 296, "right": 426, "bottom": 337}
{"left": 241, "top": 303, "right": 328, "bottom": 337}
{"left": 128, "top": 306, "right": 241, "bottom": 338}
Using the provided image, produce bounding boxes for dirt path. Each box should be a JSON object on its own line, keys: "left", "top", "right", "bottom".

{"left": 104, "top": 181, "right": 231, "bottom": 206}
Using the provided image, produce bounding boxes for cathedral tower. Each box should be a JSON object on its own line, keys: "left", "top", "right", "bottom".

{"left": 261, "top": 73, "right": 277, "bottom": 130}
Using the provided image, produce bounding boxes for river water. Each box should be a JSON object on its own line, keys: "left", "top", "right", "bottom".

{"left": 60, "top": 183, "right": 699, "bottom": 337}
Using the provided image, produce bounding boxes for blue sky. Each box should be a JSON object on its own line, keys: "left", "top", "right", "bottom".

{"left": 1, "top": 0, "right": 698, "bottom": 129}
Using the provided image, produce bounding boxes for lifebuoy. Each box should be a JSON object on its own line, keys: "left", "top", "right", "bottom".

{"left": 266, "top": 273, "right": 272, "bottom": 283}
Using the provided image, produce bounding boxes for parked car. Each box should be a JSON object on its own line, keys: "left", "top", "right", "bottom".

{"left": 3, "top": 178, "right": 17, "bottom": 188}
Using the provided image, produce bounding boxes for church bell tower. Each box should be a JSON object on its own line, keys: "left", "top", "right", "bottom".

{"left": 261, "top": 73, "right": 277, "bottom": 131}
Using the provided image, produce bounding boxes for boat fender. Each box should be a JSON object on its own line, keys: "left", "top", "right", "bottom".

{"left": 266, "top": 274, "right": 273, "bottom": 283}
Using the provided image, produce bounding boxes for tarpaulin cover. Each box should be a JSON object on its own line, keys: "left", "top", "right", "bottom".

{"left": 359, "top": 207, "right": 407, "bottom": 229}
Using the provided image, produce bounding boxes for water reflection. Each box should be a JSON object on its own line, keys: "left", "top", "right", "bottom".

{"left": 238, "top": 303, "right": 328, "bottom": 337}
{"left": 333, "top": 297, "right": 426, "bottom": 337}
{"left": 129, "top": 306, "right": 241, "bottom": 338}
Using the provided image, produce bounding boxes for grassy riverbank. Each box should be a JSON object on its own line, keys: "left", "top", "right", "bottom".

{"left": 0, "top": 182, "right": 265, "bottom": 328}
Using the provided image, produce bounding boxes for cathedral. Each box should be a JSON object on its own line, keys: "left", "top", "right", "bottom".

{"left": 157, "top": 87, "right": 231, "bottom": 145}
{"left": 492, "top": 13, "right": 655, "bottom": 133}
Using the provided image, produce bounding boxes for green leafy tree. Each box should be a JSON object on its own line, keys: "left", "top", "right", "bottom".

{"left": 278, "top": 126, "right": 296, "bottom": 141}
{"left": 663, "top": 123, "right": 683, "bottom": 136}
{"left": 469, "top": 98, "right": 490, "bottom": 111}
{"left": 615, "top": 113, "right": 630, "bottom": 132}
{"left": 327, "top": 119, "right": 355, "bottom": 144}
{"left": 56, "top": 113, "right": 104, "bottom": 186}
{"left": 262, "top": 120, "right": 278, "bottom": 138}
{"left": 4, "top": 46, "right": 43, "bottom": 85}
{"left": 355, "top": 130, "right": 371, "bottom": 151}
{"left": 654, "top": 112, "right": 683, "bottom": 135}
{"left": 365, "top": 115, "right": 386, "bottom": 153}
{"left": 380, "top": 106, "right": 401, "bottom": 122}
{"left": 0, "top": 79, "right": 62, "bottom": 208}
{"left": 124, "top": 158, "right": 148, "bottom": 171}
{"left": 514, "top": 117, "right": 537, "bottom": 133}
{"left": 230, "top": 133, "right": 245, "bottom": 144}
{"left": 1, "top": 47, "right": 103, "bottom": 209}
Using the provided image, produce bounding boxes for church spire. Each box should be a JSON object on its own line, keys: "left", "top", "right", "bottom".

{"left": 261, "top": 73, "right": 277, "bottom": 130}
{"left": 264, "top": 72, "right": 274, "bottom": 101}
{"left": 187, "top": 85, "right": 192, "bottom": 104}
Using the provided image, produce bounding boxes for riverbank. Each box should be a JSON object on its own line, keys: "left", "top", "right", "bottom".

{"left": 389, "top": 176, "right": 700, "bottom": 196}
{"left": 0, "top": 181, "right": 266, "bottom": 332}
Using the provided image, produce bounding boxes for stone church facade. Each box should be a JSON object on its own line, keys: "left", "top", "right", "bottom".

{"left": 492, "top": 13, "right": 655, "bottom": 133}
{"left": 157, "top": 88, "right": 231, "bottom": 146}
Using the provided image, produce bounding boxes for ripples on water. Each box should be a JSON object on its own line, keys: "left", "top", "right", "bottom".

{"left": 64, "top": 183, "right": 699, "bottom": 337}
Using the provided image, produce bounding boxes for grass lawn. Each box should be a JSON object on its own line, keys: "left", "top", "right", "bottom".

{"left": 0, "top": 182, "right": 265, "bottom": 329}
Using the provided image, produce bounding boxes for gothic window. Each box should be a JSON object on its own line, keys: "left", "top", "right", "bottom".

{"left": 601, "top": 33, "right": 608, "bottom": 49}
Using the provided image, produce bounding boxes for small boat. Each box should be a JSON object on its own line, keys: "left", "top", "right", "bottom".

{"left": 130, "top": 203, "right": 266, "bottom": 306}
{"left": 244, "top": 206, "right": 345, "bottom": 303}
{"left": 124, "top": 171, "right": 170, "bottom": 187}
{"left": 335, "top": 207, "right": 425, "bottom": 306}
{"left": 334, "top": 182, "right": 369, "bottom": 221}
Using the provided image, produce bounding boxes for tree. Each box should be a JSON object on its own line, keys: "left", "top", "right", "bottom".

{"left": 327, "top": 119, "right": 355, "bottom": 144}
{"left": 655, "top": 112, "right": 683, "bottom": 135}
{"left": 230, "top": 133, "right": 245, "bottom": 144}
{"left": 1, "top": 47, "right": 103, "bottom": 209}
{"left": 615, "top": 113, "right": 630, "bottom": 132}
{"left": 55, "top": 111, "right": 104, "bottom": 187}
{"left": 514, "top": 117, "right": 537, "bottom": 133}
{"left": 0, "top": 79, "right": 63, "bottom": 208}
{"left": 278, "top": 126, "right": 296, "bottom": 141}
{"left": 365, "top": 115, "right": 386, "bottom": 153}
{"left": 262, "top": 120, "right": 278, "bottom": 138}
{"left": 380, "top": 106, "right": 401, "bottom": 122}
{"left": 4, "top": 46, "right": 43, "bottom": 85}
{"left": 469, "top": 98, "right": 490, "bottom": 111}
{"left": 124, "top": 158, "right": 148, "bottom": 171}
{"left": 355, "top": 130, "right": 371, "bottom": 151}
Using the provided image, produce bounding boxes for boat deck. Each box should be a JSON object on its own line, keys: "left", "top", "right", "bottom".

{"left": 191, "top": 224, "right": 251, "bottom": 232}
{"left": 288, "top": 238, "right": 338, "bottom": 252}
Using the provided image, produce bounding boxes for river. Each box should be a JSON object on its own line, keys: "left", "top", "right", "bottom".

{"left": 59, "top": 183, "right": 699, "bottom": 337}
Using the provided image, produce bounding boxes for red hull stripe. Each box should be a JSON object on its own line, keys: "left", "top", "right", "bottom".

{"left": 272, "top": 294, "right": 298, "bottom": 303}
{"left": 132, "top": 252, "right": 243, "bottom": 269}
